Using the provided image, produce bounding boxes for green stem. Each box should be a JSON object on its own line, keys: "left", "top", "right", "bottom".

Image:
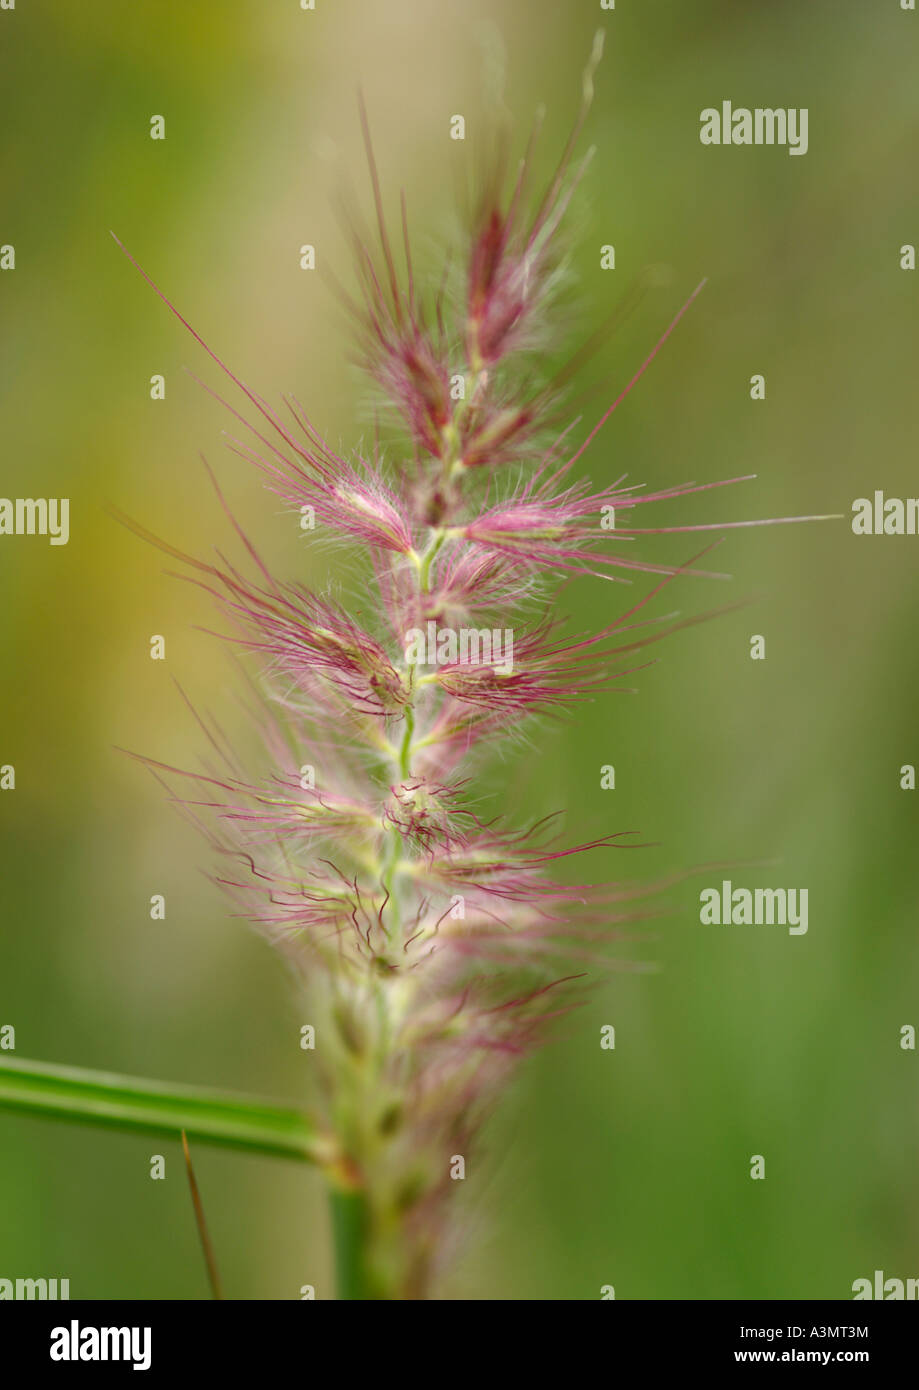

{"left": 379, "top": 706, "right": 415, "bottom": 943}
{"left": 398, "top": 706, "right": 415, "bottom": 778}
{"left": 0, "top": 1056, "right": 328, "bottom": 1165}
{"left": 417, "top": 531, "right": 445, "bottom": 594}
{"left": 329, "top": 1189, "right": 375, "bottom": 1299}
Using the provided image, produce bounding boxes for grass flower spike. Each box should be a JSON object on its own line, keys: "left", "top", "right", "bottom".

{"left": 108, "top": 38, "right": 832, "bottom": 1300}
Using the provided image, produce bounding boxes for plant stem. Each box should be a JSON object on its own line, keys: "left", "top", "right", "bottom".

{"left": 417, "top": 531, "right": 445, "bottom": 594}
{"left": 398, "top": 705, "right": 415, "bottom": 778}
{"left": 329, "top": 1189, "right": 375, "bottom": 1299}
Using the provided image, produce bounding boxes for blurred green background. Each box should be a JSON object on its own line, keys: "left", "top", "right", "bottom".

{"left": 1, "top": 0, "right": 917, "bottom": 1299}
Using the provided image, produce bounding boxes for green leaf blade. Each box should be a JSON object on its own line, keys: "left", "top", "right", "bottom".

{"left": 0, "top": 1056, "right": 327, "bottom": 1165}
